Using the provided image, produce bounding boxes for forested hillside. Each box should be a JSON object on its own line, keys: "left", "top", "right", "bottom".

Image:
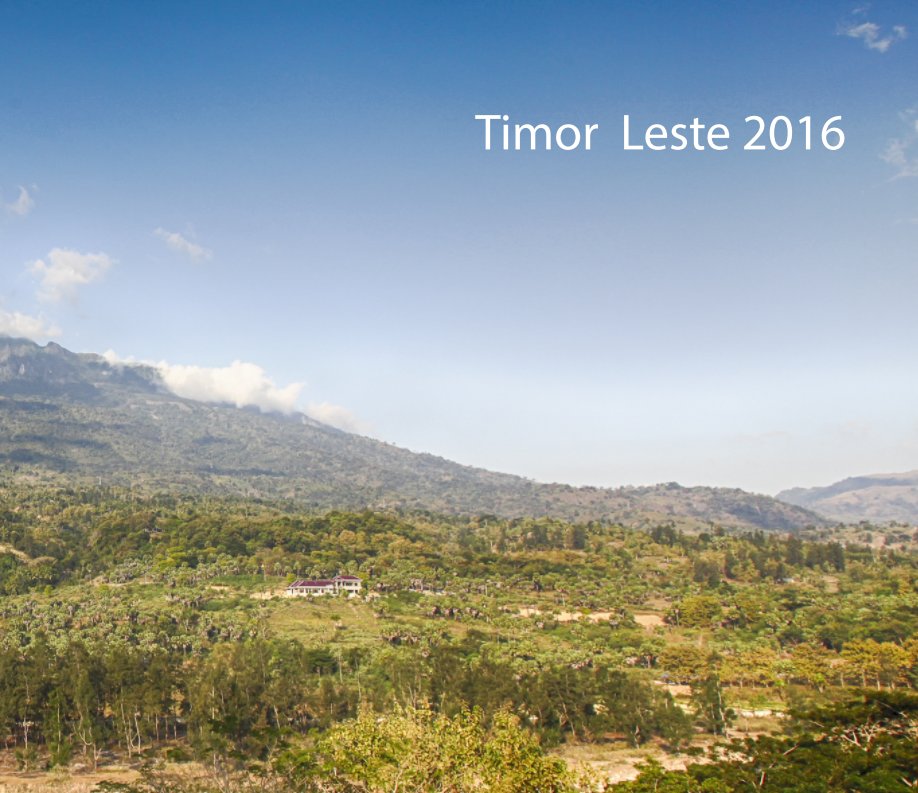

{"left": 0, "top": 336, "right": 822, "bottom": 530}
{"left": 0, "top": 483, "right": 914, "bottom": 791}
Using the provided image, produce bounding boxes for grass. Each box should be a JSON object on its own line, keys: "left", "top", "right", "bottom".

{"left": 267, "top": 597, "right": 382, "bottom": 648}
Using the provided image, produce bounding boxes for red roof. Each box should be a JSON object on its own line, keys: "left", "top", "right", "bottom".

{"left": 288, "top": 575, "right": 361, "bottom": 589}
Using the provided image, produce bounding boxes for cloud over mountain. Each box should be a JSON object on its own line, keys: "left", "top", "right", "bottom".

{"left": 305, "top": 401, "right": 369, "bottom": 434}
{"left": 103, "top": 354, "right": 304, "bottom": 414}
{"left": 101, "top": 351, "right": 363, "bottom": 431}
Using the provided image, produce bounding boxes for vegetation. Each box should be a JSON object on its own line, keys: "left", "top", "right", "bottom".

{"left": 0, "top": 480, "right": 911, "bottom": 789}
{"left": 615, "top": 691, "right": 918, "bottom": 792}
{"left": 0, "top": 335, "right": 823, "bottom": 529}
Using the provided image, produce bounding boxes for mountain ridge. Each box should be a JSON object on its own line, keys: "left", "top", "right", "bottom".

{"left": 0, "top": 336, "right": 824, "bottom": 530}
{"left": 778, "top": 471, "right": 918, "bottom": 524}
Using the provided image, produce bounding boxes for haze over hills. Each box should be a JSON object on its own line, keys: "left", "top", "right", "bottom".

{"left": 778, "top": 472, "right": 918, "bottom": 525}
{"left": 0, "top": 336, "right": 823, "bottom": 530}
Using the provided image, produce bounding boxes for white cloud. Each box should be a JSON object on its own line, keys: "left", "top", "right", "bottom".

{"left": 838, "top": 20, "right": 907, "bottom": 52}
{"left": 305, "top": 401, "right": 370, "bottom": 434}
{"left": 101, "top": 350, "right": 121, "bottom": 364}
{"left": 4, "top": 186, "right": 35, "bottom": 217}
{"left": 102, "top": 350, "right": 366, "bottom": 430}
{"left": 0, "top": 309, "right": 61, "bottom": 340}
{"left": 154, "top": 227, "right": 212, "bottom": 261}
{"left": 30, "top": 248, "right": 114, "bottom": 303}
{"left": 156, "top": 360, "right": 302, "bottom": 413}
{"left": 881, "top": 108, "right": 918, "bottom": 179}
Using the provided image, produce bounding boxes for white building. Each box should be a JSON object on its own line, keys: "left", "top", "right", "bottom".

{"left": 287, "top": 574, "right": 362, "bottom": 597}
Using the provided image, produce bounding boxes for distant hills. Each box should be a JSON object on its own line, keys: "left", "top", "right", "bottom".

{"left": 0, "top": 336, "right": 824, "bottom": 530}
{"left": 778, "top": 472, "right": 918, "bottom": 524}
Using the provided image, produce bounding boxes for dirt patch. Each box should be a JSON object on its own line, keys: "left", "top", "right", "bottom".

{"left": 556, "top": 741, "right": 706, "bottom": 785}
{"left": 585, "top": 611, "right": 614, "bottom": 623}
{"left": 658, "top": 682, "right": 691, "bottom": 697}
{"left": 633, "top": 613, "right": 664, "bottom": 630}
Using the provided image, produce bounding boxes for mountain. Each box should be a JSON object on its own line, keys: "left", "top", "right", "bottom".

{"left": 778, "top": 472, "right": 918, "bottom": 524}
{"left": 0, "top": 336, "right": 823, "bottom": 530}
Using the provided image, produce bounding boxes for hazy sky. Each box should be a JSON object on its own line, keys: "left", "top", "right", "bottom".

{"left": 2, "top": 1, "right": 917, "bottom": 495}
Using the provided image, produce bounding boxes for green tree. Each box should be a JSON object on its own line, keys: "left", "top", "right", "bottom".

{"left": 691, "top": 675, "right": 733, "bottom": 736}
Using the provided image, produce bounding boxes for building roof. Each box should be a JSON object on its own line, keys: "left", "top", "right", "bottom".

{"left": 287, "top": 575, "right": 362, "bottom": 588}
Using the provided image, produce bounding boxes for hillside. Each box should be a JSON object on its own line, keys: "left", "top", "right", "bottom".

{"left": 0, "top": 484, "right": 911, "bottom": 791}
{"left": 0, "top": 336, "right": 823, "bottom": 530}
{"left": 778, "top": 471, "right": 918, "bottom": 524}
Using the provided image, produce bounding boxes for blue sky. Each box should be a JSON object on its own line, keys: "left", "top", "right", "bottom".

{"left": 1, "top": 1, "right": 917, "bottom": 494}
